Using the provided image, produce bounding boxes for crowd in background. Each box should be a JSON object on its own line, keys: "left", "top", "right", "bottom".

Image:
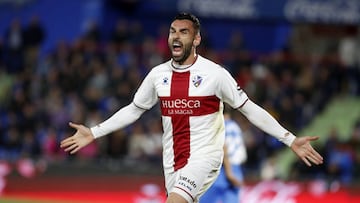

{"left": 0, "top": 15, "right": 359, "bottom": 189}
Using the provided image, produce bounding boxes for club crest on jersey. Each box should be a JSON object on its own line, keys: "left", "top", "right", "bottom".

{"left": 162, "top": 77, "right": 169, "bottom": 85}
{"left": 192, "top": 75, "right": 202, "bottom": 87}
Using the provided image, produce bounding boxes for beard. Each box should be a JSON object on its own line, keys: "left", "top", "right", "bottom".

{"left": 170, "top": 40, "right": 193, "bottom": 64}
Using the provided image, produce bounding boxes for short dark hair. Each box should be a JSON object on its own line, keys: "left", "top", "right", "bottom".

{"left": 174, "top": 12, "right": 201, "bottom": 33}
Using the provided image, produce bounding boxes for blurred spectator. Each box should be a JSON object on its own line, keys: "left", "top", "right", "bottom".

{"left": 141, "top": 36, "right": 163, "bottom": 71}
{"left": 24, "top": 14, "right": 45, "bottom": 48}
{"left": 2, "top": 127, "right": 22, "bottom": 161}
{"left": 41, "top": 128, "right": 59, "bottom": 162}
{"left": 21, "top": 130, "right": 41, "bottom": 158}
{"left": 127, "top": 121, "right": 149, "bottom": 161}
{"left": 143, "top": 119, "right": 162, "bottom": 163}
{"left": 260, "top": 155, "right": 278, "bottom": 181}
{"left": 106, "top": 129, "right": 128, "bottom": 159}
{"left": 3, "top": 18, "right": 25, "bottom": 73}
{"left": 338, "top": 37, "right": 360, "bottom": 95}
{"left": 155, "top": 24, "right": 170, "bottom": 59}
{"left": 83, "top": 20, "right": 101, "bottom": 43}
{"left": 327, "top": 140, "right": 354, "bottom": 190}
{"left": 0, "top": 38, "right": 3, "bottom": 64}
{"left": 324, "top": 127, "right": 340, "bottom": 158}
{"left": 348, "top": 120, "right": 360, "bottom": 180}
{"left": 224, "top": 31, "right": 250, "bottom": 75}
{"left": 0, "top": 69, "right": 14, "bottom": 105}
{"left": 110, "top": 19, "right": 130, "bottom": 47}
{"left": 4, "top": 18, "right": 25, "bottom": 53}
{"left": 128, "top": 20, "right": 145, "bottom": 47}
{"left": 0, "top": 161, "right": 11, "bottom": 195}
{"left": 117, "top": 42, "right": 137, "bottom": 70}
{"left": 24, "top": 14, "right": 45, "bottom": 68}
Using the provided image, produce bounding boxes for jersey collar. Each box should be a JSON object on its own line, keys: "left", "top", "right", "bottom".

{"left": 170, "top": 54, "right": 198, "bottom": 72}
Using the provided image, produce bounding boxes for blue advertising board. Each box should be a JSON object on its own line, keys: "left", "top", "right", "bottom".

{"left": 134, "top": 0, "right": 360, "bottom": 25}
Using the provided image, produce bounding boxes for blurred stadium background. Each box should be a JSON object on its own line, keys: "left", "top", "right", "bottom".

{"left": 0, "top": 0, "right": 359, "bottom": 202}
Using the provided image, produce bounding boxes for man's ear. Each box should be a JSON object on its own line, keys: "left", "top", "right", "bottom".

{"left": 193, "top": 34, "right": 201, "bottom": 47}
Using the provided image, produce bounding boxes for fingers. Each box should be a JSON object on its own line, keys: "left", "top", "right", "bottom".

{"left": 300, "top": 136, "right": 323, "bottom": 166}
{"left": 60, "top": 137, "right": 72, "bottom": 147}
{"left": 60, "top": 135, "right": 77, "bottom": 148}
{"left": 64, "top": 143, "right": 77, "bottom": 153}
{"left": 60, "top": 136, "right": 80, "bottom": 153}
{"left": 61, "top": 137, "right": 81, "bottom": 154}
{"left": 305, "top": 153, "right": 319, "bottom": 166}
{"left": 306, "top": 136, "right": 319, "bottom": 141}
{"left": 69, "top": 122, "right": 82, "bottom": 130}
{"left": 65, "top": 145, "right": 80, "bottom": 154}
{"left": 301, "top": 144, "right": 323, "bottom": 166}
{"left": 306, "top": 137, "right": 323, "bottom": 164}
{"left": 302, "top": 157, "right": 312, "bottom": 167}
{"left": 70, "top": 147, "right": 80, "bottom": 154}
{"left": 309, "top": 147, "right": 323, "bottom": 164}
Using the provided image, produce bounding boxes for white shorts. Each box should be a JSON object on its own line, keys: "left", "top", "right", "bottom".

{"left": 165, "top": 157, "right": 222, "bottom": 203}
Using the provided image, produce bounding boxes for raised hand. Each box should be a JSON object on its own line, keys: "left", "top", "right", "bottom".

{"left": 290, "top": 136, "right": 323, "bottom": 166}
{"left": 60, "top": 122, "right": 95, "bottom": 154}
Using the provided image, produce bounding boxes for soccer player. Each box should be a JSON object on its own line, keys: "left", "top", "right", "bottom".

{"left": 199, "top": 107, "right": 247, "bottom": 203}
{"left": 60, "top": 13, "right": 323, "bottom": 203}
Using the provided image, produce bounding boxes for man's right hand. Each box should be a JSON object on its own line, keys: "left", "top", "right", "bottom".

{"left": 60, "top": 122, "right": 95, "bottom": 154}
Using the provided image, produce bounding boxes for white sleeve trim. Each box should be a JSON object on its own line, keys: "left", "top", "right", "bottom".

{"left": 237, "top": 99, "right": 296, "bottom": 147}
{"left": 90, "top": 103, "right": 146, "bottom": 139}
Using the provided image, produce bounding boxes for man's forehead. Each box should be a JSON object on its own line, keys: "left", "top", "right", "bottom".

{"left": 170, "top": 19, "right": 193, "bottom": 29}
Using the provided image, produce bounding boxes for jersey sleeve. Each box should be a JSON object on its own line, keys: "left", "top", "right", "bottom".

{"left": 90, "top": 103, "right": 146, "bottom": 138}
{"left": 132, "top": 69, "right": 159, "bottom": 110}
{"left": 216, "top": 68, "right": 248, "bottom": 108}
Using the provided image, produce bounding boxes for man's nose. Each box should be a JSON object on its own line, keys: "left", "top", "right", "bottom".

{"left": 172, "top": 31, "right": 180, "bottom": 39}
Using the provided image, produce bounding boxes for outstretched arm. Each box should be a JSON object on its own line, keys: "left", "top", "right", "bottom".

{"left": 60, "top": 102, "right": 146, "bottom": 154}
{"left": 238, "top": 100, "right": 323, "bottom": 166}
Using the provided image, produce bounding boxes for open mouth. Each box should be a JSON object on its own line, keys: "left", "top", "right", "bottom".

{"left": 172, "top": 41, "right": 182, "bottom": 53}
